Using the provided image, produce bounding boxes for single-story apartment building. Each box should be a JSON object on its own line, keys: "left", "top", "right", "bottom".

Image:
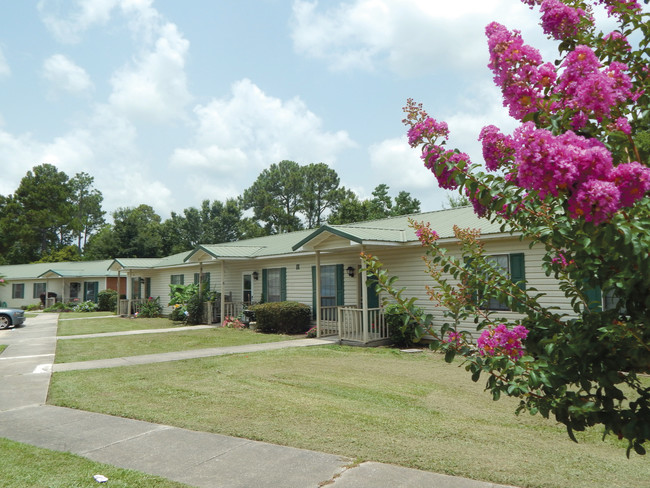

{"left": 0, "top": 207, "right": 576, "bottom": 344}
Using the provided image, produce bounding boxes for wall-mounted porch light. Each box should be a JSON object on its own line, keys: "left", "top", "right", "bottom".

{"left": 252, "top": 271, "right": 259, "bottom": 281}
{"left": 346, "top": 266, "right": 355, "bottom": 278}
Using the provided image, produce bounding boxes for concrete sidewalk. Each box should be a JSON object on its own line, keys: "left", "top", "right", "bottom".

{"left": 0, "top": 313, "right": 516, "bottom": 488}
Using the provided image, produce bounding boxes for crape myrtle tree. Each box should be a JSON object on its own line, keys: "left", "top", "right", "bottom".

{"left": 363, "top": 0, "right": 650, "bottom": 455}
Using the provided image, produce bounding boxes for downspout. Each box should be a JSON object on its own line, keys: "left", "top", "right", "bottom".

{"left": 361, "top": 246, "right": 369, "bottom": 344}
{"left": 315, "top": 250, "right": 321, "bottom": 338}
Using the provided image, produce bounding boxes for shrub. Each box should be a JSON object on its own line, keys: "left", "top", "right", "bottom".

{"left": 251, "top": 301, "right": 311, "bottom": 334}
{"left": 139, "top": 297, "right": 162, "bottom": 318}
{"left": 383, "top": 303, "right": 427, "bottom": 348}
{"left": 25, "top": 303, "right": 41, "bottom": 311}
{"left": 73, "top": 301, "right": 98, "bottom": 313}
{"left": 44, "top": 302, "right": 73, "bottom": 313}
{"left": 185, "top": 290, "right": 204, "bottom": 325}
{"left": 97, "top": 289, "right": 118, "bottom": 312}
{"left": 306, "top": 326, "right": 317, "bottom": 338}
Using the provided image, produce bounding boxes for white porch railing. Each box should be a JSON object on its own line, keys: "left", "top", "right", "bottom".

{"left": 318, "top": 306, "right": 388, "bottom": 344}
{"left": 338, "top": 307, "right": 388, "bottom": 344}
{"left": 118, "top": 298, "right": 147, "bottom": 315}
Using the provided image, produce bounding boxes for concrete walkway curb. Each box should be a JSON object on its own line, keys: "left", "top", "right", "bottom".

{"left": 53, "top": 338, "right": 337, "bottom": 372}
{"left": 0, "top": 314, "right": 517, "bottom": 488}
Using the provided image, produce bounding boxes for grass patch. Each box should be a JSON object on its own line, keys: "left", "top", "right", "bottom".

{"left": 0, "top": 345, "right": 7, "bottom": 355}
{"left": 57, "top": 317, "right": 180, "bottom": 336}
{"left": 49, "top": 346, "right": 650, "bottom": 488}
{"left": 59, "top": 311, "right": 118, "bottom": 319}
{"left": 0, "top": 437, "right": 191, "bottom": 488}
{"left": 55, "top": 328, "right": 299, "bottom": 363}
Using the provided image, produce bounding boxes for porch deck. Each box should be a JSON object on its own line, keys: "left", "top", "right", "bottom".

{"left": 319, "top": 306, "right": 390, "bottom": 346}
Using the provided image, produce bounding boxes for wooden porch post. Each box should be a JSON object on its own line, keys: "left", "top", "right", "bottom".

{"left": 315, "top": 250, "right": 321, "bottom": 338}
{"left": 220, "top": 260, "right": 225, "bottom": 325}
{"left": 361, "top": 248, "right": 369, "bottom": 344}
{"left": 116, "top": 270, "right": 121, "bottom": 315}
{"left": 126, "top": 270, "right": 132, "bottom": 316}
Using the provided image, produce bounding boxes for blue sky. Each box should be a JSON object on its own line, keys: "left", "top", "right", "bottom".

{"left": 0, "top": 0, "right": 620, "bottom": 219}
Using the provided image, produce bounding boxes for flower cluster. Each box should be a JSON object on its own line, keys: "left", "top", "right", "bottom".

{"left": 513, "top": 122, "right": 650, "bottom": 224}
{"left": 554, "top": 45, "right": 633, "bottom": 129}
{"left": 597, "top": 0, "right": 642, "bottom": 18}
{"left": 445, "top": 331, "right": 463, "bottom": 345}
{"left": 223, "top": 316, "right": 246, "bottom": 329}
{"left": 486, "top": 22, "right": 557, "bottom": 120}
{"left": 479, "top": 125, "right": 515, "bottom": 171}
{"left": 477, "top": 324, "right": 529, "bottom": 360}
{"left": 540, "top": 0, "right": 591, "bottom": 40}
{"left": 407, "top": 117, "right": 449, "bottom": 147}
{"left": 412, "top": 220, "right": 439, "bottom": 246}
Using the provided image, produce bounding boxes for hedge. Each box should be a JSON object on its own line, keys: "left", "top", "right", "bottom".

{"left": 251, "top": 301, "right": 311, "bottom": 334}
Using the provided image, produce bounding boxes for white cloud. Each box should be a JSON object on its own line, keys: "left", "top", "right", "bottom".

{"left": 0, "top": 47, "right": 11, "bottom": 78}
{"left": 291, "top": 0, "right": 544, "bottom": 76}
{"left": 109, "top": 22, "right": 191, "bottom": 123}
{"left": 38, "top": 0, "right": 119, "bottom": 43}
{"left": 42, "top": 54, "right": 93, "bottom": 95}
{"left": 173, "top": 78, "right": 355, "bottom": 176}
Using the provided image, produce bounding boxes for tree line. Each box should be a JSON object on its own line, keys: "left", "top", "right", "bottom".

{"left": 0, "top": 161, "right": 420, "bottom": 264}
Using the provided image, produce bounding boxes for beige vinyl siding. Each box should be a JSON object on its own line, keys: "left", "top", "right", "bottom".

{"left": 366, "top": 238, "right": 571, "bottom": 339}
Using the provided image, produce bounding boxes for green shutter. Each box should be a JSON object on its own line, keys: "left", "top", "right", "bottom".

{"left": 336, "top": 264, "right": 345, "bottom": 306}
{"left": 204, "top": 272, "right": 211, "bottom": 290}
{"left": 586, "top": 287, "right": 602, "bottom": 312}
{"left": 145, "top": 278, "right": 151, "bottom": 298}
{"left": 280, "top": 268, "right": 287, "bottom": 301}
{"left": 194, "top": 273, "right": 199, "bottom": 285}
{"left": 261, "top": 269, "right": 268, "bottom": 303}
{"left": 311, "top": 266, "right": 317, "bottom": 319}
{"left": 509, "top": 253, "right": 526, "bottom": 291}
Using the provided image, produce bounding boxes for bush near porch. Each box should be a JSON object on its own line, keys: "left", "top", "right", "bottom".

{"left": 251, "top": 301, "right": 311, "bottom": 334}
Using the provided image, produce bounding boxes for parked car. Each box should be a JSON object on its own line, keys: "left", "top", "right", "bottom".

{"left": 0, "top": 307, "right": 25, "bottom": 329}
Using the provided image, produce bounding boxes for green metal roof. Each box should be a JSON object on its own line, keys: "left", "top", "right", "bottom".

{"left": 0, "top": 207, "right": 511, "bottom": 278}
{"left": 292, "top": 206, "right": 507, "bottom": 251}
{"left": 0, "top": 260, "right": 116, "bottom": 280}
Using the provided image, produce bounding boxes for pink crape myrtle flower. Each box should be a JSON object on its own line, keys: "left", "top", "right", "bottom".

{"left": 611, "top": 162, "right": 650, "bottom": 207}
{"left": 540, "top": 0, "right": 591, "bottom": 40}
{"left": 445, "top": 331, "right": 463, "bottom": 345}
{"left": 567, "top": 179, "right": 621, "bottom": 225}
{"left": 486, "top": 22, "right": 557, "bottom": 121}
{"left": 514, "top": 122, "right": 614, "bottom": 198}
{"left": 407, "top": 117, "right": 449, "bottom": 147}
{"left": 477, "top": 324, "right": 529, "bottom": 360}
{"left": 479, "top": 125, "right": 515, "bottom": 171}
{"left": 597, "top": 0, "right": 642, "bottom": 18}
{"left": 414, "top": 221, "right": 439, "bottom": 247}
{"left": 554, "top": 46, "right": 633, "bottom": 127}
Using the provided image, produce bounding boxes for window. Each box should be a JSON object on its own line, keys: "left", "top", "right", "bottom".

{"left": 480, "top": 253, "right": 525, "bottom": 311}
{"left": 262, "top": 268, "right": 286, "bottom": 303}
{"left": 33, "top": 283, "right": 46, "bottom": 299}
{"left": 84, "top": 282, "right": 99, "bottom": 302}
{"left": 267, "top": 269, "right": 282, "bottom": 302}
{"left": 171, "top": 274, "right": 184, "bottom": 285}
{"left": 320, "top": 265, "right": 337, "bottom": 308}
{"left": 194, "top": 272, "right": 211, "bottom": 290}
{"left": 12, "top": 284, "right": 24, "bottom": 299}
{"left": 69, "top": 282, "right": 81, "bottom": 299}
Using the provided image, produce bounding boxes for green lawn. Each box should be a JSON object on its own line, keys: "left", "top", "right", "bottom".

{"left": 57, "top": 316, "right": 182, "bottom": 336}
{"left": 0, "top": 344, "right": 7, "bottom": 355}
{"left": 54, "top": 327, "right": 299, "bottom": 363}
{"left": 0, "top": 437, "right": 192, "bottom": 488}
{"left": 48, "top": 346, "right": 650, "bottom": 488}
